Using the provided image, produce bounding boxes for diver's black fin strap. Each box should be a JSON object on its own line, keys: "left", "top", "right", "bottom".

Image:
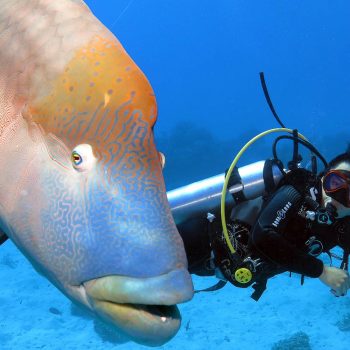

{"left": 251, "top": 279, "right": 267, "bottom": 301}
{"left": 0, "top": 231, "right": 8, "bottom": 245}
{"left": 194, "top": 280, "right": 227, "bottom": 294}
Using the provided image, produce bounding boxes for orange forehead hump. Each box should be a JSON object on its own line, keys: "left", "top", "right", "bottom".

{"left": 29, "top": 35, "right": 157, "bottom": 149}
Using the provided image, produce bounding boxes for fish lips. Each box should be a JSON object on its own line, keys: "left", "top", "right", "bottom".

{"left": 83, "top": 268, "right": 194, "bottom": 346}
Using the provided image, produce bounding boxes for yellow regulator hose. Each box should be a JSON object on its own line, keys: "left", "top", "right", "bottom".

{"left": 220, "top": 128, "right": 308, "bottom": 254}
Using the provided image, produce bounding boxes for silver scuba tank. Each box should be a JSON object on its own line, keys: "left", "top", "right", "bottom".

{"left": 168, "top": 160, "right": 284, "bottom": 225}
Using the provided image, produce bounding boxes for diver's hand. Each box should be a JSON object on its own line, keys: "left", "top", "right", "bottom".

{"left": 319, "top": 265, "right": 350, "bottom": 296}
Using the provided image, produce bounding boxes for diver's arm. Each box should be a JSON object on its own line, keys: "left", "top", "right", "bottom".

{"left": 251, "top": 185, "right": 324, "bottom": 278}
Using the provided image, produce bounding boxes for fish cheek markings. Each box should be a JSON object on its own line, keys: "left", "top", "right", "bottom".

{"left": 30, "top": 169, "right": 87, "bottom": 284}
{"left": 27, "top": 36, "right": 163, "bottom": 279}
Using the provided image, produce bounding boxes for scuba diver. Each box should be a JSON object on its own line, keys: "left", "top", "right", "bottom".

{"left": 238, "top": 149, "right": 350, "bottom": 299}
{"left": 167, "top": 73, "right": 350, "bottom": 301}
{"left": 170, "top": 144, "right": 350, "bottom": 301}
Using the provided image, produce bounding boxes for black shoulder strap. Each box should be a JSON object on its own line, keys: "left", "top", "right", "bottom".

{"left": 263, "top": 158, "right": 285, "bottom": 195}
{"left": 225, "top": 166, "right": 246, "bottom": 204}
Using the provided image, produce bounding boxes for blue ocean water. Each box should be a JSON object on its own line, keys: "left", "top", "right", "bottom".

{"left": 85, "top": 0, "right": 350, "bottom": 189}
{"left": 1, "top": 1, "right": 350, "bottom": 349}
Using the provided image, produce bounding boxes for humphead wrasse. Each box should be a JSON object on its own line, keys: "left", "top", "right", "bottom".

{"left": 0, "top": 0, "right": 193, "bottom": 346}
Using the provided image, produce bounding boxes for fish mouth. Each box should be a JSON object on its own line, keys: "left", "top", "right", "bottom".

{"left": 83, "top": 268, "right": 194, "bottom": 347}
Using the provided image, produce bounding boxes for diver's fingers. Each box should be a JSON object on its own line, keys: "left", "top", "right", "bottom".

{"left": 337, "top": 286, "right": 345, "bottom": 296}
{"left": 337, "top": 274, "right": 349, "bottom": 296}
{"left": 331, "top": 289, "right": 342, "bottom": 297}
{"left": 346, "top": 272, "right": 350, "bottom": 290}
{"left": 340, "top": 281, "right": 348, "bottom": 296}
{"left": 342, "top": 272, "right": 350, "bottom": 295}
{"left": 331, "top": 288, "right": 344, "bottom": 297}
{"left": 331, "top": 277, "right": 347, "bottom": 296}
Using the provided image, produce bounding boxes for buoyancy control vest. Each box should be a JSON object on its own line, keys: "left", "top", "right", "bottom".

{"left": 168, "top": 158, "right": 291, "bottom": 299}
{"left": 209, "top": 166, "right": 325, "bottom": 301}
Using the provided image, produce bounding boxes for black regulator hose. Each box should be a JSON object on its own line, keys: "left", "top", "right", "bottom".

{"left": 272, "top": 135, "right": 328, "bottom": 169}
{"left": 259, "top": 72, "right": 286, "bottom": 128}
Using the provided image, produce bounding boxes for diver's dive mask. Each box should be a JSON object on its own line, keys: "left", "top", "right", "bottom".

{"left": 323, "top": 169, "right": 350, "bottom": 208}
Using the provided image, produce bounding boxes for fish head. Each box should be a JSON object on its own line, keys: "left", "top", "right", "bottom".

{"left": 0, "top": 1, "right": 193, "bottom": 346}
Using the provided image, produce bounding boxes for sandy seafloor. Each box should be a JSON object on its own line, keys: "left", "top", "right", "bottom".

{"left": 1, "top": 240, "right": 349, "bottom": 350}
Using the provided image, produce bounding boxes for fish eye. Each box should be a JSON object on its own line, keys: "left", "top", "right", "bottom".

{"left": 71, "top": 144, "right": 96, "bottom": 172}
{"left": 72, "top": 151, "right": 82, "bottom": 166}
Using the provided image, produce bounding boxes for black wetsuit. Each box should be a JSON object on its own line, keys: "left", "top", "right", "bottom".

{"left": 250, "top": 168, "right": 350, "bottom": 279}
